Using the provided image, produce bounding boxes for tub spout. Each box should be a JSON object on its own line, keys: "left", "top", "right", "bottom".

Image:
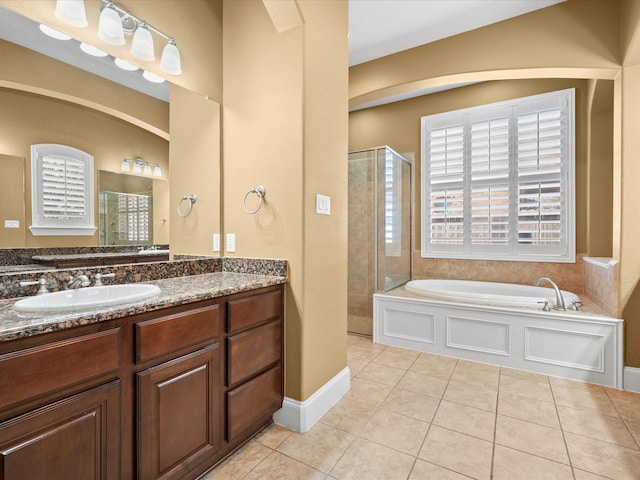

{"left": 535, "top": 277, "right": 566, "bottom": 311}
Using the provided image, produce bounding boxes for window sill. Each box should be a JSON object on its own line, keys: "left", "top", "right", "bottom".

{"left": 29, "top": 226, "right": 97, "bottom": 237}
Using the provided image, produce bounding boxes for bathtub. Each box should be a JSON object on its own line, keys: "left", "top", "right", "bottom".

{"left": 373, "top": 280, "right": 623, "bottom": 387}
{"left": 404, "top": 279, "right": 581, "bottom": 309}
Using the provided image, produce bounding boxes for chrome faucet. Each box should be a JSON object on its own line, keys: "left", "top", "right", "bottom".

{"left": 66, "top": 274, "right": 90, "bottom": 289}
{"left": 535, "top": 277, "right": 566, "bottom": 311}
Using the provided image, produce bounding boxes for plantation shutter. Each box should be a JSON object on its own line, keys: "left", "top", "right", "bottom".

{"left": 427, "top": 124, "right": 465, "bottom": 249}
{"left": 470, "top": 115, "right": 510, "bottom": 247}
{"left": 517, "top": 107, "right": 563, "bottom": 247}
{"left": 30, "top": 144, "right": 96, "bottom": 236}
{"left": 41, "top": 155, "right": 87, "bottom": 220}
{"left": 421, "top": 89, "right": 574, "bottom": 262}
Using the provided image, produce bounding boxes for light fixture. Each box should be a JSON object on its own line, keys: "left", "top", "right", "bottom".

{"left": 131, "top": 23, "right": 154, "bottom": 61}
{"left": 143, "top": 71, "right": 165, "bottom": 83}
{"left": 114, "top": 58, "right": 139, "bottom": 71}
{"left": 39, "top": 24, "right": 72, "bottom": 40}
{"left": 160, "top": 39, "right": 181, "bottom": 75}
{"left": 98, "top": 2, "right": 125, "bottom": 46}
{"left": 80, "top": 42, "right": 108, "bottom": 57}
{"left": 50, "top": 0, "right": 183, "bottom": 78}
{"left": 55, "top": 0, "right": 88, "bottom": 28}
{"left": 121, "top": 158, "right": 161, "bottom": 177}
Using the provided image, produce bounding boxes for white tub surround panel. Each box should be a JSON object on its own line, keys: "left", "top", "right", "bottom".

{"left": 374, "top": 292, "right": 623, "bottom": 388}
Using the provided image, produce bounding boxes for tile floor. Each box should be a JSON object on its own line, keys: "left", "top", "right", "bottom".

{"left": 202, "top": 334, "right": 640, "bottom": 480}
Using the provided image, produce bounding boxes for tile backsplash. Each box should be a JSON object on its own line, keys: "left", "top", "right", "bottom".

{"left": 413, "top": 253, "right": 585, "bottom": 295}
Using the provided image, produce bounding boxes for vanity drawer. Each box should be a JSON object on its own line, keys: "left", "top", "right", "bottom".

{"left": 227, "top": 290, "right": 281, "bottom": 334}
{"left": 227, "top": 319, "right": 281, "bottom": 387}
{"left": 226, "top": 365, "right": 282, "bottom": 441}
{"left": 136, "top": 304, "right": 220, "bottom": 363}
{"left": 0, "top": 328, "right": 120, "bottom": 410}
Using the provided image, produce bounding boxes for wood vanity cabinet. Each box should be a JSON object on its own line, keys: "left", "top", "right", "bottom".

{"left": 135, "top": 304, "right": 222, "bottom": 480}
{"left": 0, "top": 329, "right": 122, "bottom": 480}
{"left": 226, "top": 289, "right": 284, "bottom": 444}
{"left": 0, "top": 284, "right": 284, "bottom": 480}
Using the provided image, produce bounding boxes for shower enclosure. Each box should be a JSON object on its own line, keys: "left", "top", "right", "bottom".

{"left": 348, "top": 146, "right": 412, "bottom": 336}
{"left": 99, "top": 191, "right": 153, "bottom": 246}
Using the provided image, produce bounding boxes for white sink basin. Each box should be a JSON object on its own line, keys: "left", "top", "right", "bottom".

{"left": 14, "top": 284, "right": 162, "bottom": 313}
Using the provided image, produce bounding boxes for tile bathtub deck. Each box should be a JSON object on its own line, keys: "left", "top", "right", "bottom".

{"left": 201, "top": 334, "right": 640, "bottom": 480}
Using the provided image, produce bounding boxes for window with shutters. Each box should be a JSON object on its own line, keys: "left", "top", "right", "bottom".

{"left": 30, "top": 144, "right": 96, "bottom": 236}
{"left": 385, "top": 152, "right": 403, "bottom": 256}
{"left": 421, "top": 89, "right": 575, "bottom": 262}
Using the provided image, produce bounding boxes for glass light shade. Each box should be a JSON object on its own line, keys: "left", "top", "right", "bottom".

{"left": 132, "top": 161, "right": 142, "bottom": 174}
{"left": 98, "top": 5, "right": 125, "bottom": 46}
{"left": 114, "top": 58, "right": 139, "bottom": 71}
{"left": 143, "top": 163, "right": 152, "bottom": 176}
{"left": 131, "top": 25, "right": 154, "bottom": 61}
{"left": 39, "top": 24, "right": 71, "bottom": 40}
{"left": 160, "top": 41, "right": 182, "bottom": 75}
{"left": 121, "top": 158, "right": 130, "bottom": 172}
{"left": 142, "top": 71, "right": 165, "bottom": 83}
{"left": 55, "top": 0, "right": 88, "bottom": 28}
{"left": 80, "top": 42, "right": 108, "bottom": 57}
{"left": 153, "top": 165, "right": 162, "bottom": 177}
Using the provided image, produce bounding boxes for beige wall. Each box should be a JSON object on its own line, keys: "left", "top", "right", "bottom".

{"left": 0, "top": 155, "right": 25, "bottom": 248}
{"left": 620, "top": 0, "right": 640, "bottom": 367}
{"left": 350, "top": 0, "right": 620, "bottom": 109}
{"left": 223, "top": 0, "right": 348, "bottom": 400}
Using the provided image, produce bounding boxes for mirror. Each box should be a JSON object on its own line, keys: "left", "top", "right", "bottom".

{"left": 0, "top": 4, "right": 221, "bottom": 274}
{"left": 98, "top": 171, "right": 169, "bottom": 246}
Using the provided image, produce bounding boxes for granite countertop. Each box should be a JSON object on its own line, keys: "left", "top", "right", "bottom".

{"left": 0, "top": 264, "right": 55, "bottom": 274}
{"left": 32, "top": 250, "right": 169, "bottom": 261}
{"left": 0, "top": 272, "right": 286, "bottom": 342}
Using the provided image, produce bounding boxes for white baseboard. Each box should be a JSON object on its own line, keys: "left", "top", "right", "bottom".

{"left": 624, "top": 367, "right": 640, "bottom": 393}
{"left": 273, "top": 367, "right": 350, "bottom": 432}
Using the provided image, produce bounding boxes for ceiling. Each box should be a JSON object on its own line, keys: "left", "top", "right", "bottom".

{"left": 0, "top": 1, "right": 565, "bottom": 103}
{"left": 349, "top": 0, "right": 565, "bottom": 66}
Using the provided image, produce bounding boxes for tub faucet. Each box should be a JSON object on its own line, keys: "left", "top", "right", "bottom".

{"left": 535, "top": 277, "right": 566, "bottom": 311}
{"left": 66, "top": 274, "right": 90, "bottom": 289}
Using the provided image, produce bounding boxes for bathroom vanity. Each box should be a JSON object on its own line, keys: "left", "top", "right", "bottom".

{"left": 0, "top": 273, "right": 285, "bottom": 480}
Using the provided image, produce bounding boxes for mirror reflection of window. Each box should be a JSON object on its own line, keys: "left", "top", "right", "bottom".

{"left": 98, "top": 170, "right": 154, "bottom": 246}
{"left": 30, "top": 144, "right": 96, "bottom": 236}
{"left": 99, "top": 192, "right": 152, "bottom": 245}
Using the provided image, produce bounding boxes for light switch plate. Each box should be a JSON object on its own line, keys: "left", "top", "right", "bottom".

{"left": 4, "top": 220, "right": 19, "bottom": 229}
{"left": 316, "top": 194, "right": 330, "bottom": 215}
{"left": 213, "top": 233, "right": 220, "bottom": 252}
{"left": 226, "top": 233, "right": 236, "bottom": 253}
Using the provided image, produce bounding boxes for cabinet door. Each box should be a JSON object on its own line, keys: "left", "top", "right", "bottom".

{"left": 137, "top": 344, "right": 220, "bottom": 480}
{"left": 0, "top": 381, "right": 120, "bottom": 480}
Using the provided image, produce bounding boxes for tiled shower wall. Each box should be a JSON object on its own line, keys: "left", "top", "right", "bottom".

{"left": 348, "top": 156, "right": 374, "bottom": 335}
{"left": 583, "top": 257, "right": 619, "bottom": 317}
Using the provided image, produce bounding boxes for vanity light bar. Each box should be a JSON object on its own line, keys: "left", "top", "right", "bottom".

{"left": 53, "top": 0, "right": 182, "bottom": 77}
{"left": 121, "top": 158, "right": 162, "bottom": 177}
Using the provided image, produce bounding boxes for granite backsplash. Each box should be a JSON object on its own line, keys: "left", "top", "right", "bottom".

{"left": 0, "top": 256, "right": 287, "bottom": 300}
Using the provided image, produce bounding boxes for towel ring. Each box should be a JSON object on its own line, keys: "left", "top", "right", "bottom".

{"left": 178, "top": 194, "right": 197, "bottom": 217}
{"left": 242, "top": 186, "right": 266, "bottom": 214}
